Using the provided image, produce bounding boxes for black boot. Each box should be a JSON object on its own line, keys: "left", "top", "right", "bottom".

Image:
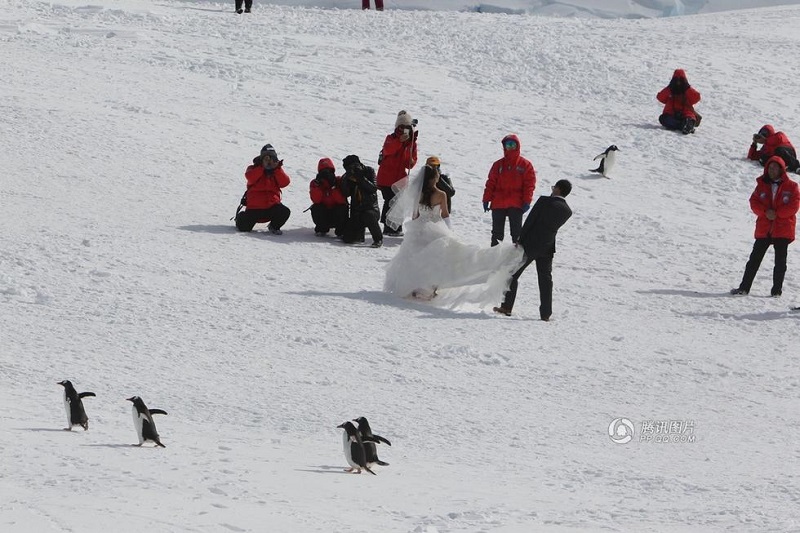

{"left": 244, "top": 0, "right": 252, "bottom": 12}
{"left": 681, "top": 118, "right": 696, "bottom": 135}
{"left": 235, "top": 0, "right": 243, "bottom": 13}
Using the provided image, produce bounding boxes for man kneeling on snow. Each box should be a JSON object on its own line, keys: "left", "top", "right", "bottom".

{"left": 235, "top": 144, "right": 291, "bottom": 235}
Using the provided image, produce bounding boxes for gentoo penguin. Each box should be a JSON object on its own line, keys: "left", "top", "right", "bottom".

{"left": 58, "top": 380, "right": 96, "bottom": 431}
{"left": 337, "top": 421, "right": 376, "bottom": 475}
{"left": 126, "top": 396, "right": 167, "bottom": 448}
{"left": 353, "top": 416, "right": 391, "bottom": 467}
{"left": 590, "top": 145, "right": 619, "bottom": 178}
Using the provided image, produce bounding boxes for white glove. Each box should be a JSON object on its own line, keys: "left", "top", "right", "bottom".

{"left": 444, "top": 217, "right": 452, "bottom": 229}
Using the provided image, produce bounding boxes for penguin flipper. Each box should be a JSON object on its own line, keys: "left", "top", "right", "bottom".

{"left": 149, "top": 409, "right": 168, "bottom": 416}
{"left": 374, "top": 434, "right": 392, "bottom": 446}
{"left": 79, "top": 392, "right": 96, "bottom": 398}
{"left": 593, "top": 153, "right": 604, "bottom": 161}
{"left": 589, "top": 166, "right": 602, "bottom": 173}
{"left": 375, "top": 460, "right": 390, "bottom": 466}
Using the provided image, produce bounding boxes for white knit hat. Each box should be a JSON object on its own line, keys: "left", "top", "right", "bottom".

{"left": 395, "top": 110, "right": 413, "bottom": 128}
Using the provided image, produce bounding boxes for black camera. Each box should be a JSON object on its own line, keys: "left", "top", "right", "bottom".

{"left": 411, "top": 118, "right": 418, "bottom": 126}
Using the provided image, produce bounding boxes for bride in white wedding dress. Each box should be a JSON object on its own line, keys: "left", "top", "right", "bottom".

{"left": 383, "top": 164, "right": 524, "bottom": 308}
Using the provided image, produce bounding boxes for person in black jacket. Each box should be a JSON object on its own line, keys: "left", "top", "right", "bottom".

{"left": 426, "top": 156, "right": 455, "bottom": 212}
{"left": 493, "top": 179, "right": 573, "bottom": 321}
{"left": 341, "top": 155, "right": 383, "bottom": 248}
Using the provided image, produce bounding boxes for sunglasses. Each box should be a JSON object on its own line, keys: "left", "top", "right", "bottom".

{"left": 503, "top": 140, "right": 518, "bottom": 150}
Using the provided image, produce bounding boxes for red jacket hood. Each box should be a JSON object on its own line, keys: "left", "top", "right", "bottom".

{"left": 758, "top": 125, "right": 775, "bottom": 137}
{"left": 672, "top": 69, "right": 687, "bottom": 81}
{"left": 502, "top": 134, "right": 521, "bottom": 161}
{"left": 318, "top": 158, "right": 335, "bottom": 172}
{"left": 762, "top": 155, "right": 788, "bottom": 180}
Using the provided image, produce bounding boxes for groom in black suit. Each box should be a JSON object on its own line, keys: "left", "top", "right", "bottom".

{"left": 494, "top": 179, "right": 573, "bottom": 321}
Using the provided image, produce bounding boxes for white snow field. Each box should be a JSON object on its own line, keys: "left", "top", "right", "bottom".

{"left": 2, "top": 1, "right": 800, "bottom": 532}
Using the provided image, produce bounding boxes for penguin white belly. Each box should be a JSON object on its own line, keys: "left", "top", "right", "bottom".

{"left": 63, "top": 396, "right": 72, "bottom": 429}
{"left": 342, "top": 433, "right": 357, "bottom": 468}
{"left": 132, "top": 406, "right": 145, "bottom": 444}
{"left": 603, "top": 151, "right": 616, "bottom": 176}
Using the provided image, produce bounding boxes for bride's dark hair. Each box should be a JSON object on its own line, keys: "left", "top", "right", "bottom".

{"left": 419, "top": 165, "right": 439, "bottom": 208}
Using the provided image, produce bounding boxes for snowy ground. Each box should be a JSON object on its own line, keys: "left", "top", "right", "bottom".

{"left": 2, "top": 1, "right": 800, "bottom": 532}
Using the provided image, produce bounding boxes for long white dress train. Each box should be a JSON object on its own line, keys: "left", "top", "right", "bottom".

{"left": 383, "top": 205, "right": 524, "bottom": 309}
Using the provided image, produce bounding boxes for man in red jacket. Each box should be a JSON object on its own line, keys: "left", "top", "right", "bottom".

{"left": 310, "top": 158, "right": 348, "bottom": 237}
{"left": 482, "top": 134, "right": 536, "bottom": 246}
{"left": 657, "top": 69, "right": 701, "bottom": 135}
{"left": 748, "top": 125, "right": 800, "bottom": 173}
{"left": 235, "top": 144, "right": 291, "bottom": 234}
{"left": 731, "top": 156, "right": 800, "bottom": 297}
{"left": 377, "top": 110, "right": 418, "bottom": 236}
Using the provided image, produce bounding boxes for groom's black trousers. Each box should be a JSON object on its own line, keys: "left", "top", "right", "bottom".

{"left": 501, "top": 254, "right": 554, "bottom": 320}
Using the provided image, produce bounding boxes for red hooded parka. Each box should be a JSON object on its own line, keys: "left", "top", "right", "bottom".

{"left": 749, "top": 156, "right": 800, "bottom": 241}
{"left": 244, "top": 160, "right": 291, "bottom": 210}
{"left": 482, "top": 134, "right": 536, "bottom": 210}
{"left": 657, "top": 69, "right": 701, "bottom": 120}
{"left": 310, "top": 158, "right": 347, "bottom": 207}
{"left": 376, "top": 129, "right": 418, "bottom": 188}
{"left": 748, "top": 125, "right": 795, "bottom": 162}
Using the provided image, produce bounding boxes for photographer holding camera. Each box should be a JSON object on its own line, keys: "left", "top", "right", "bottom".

{"left": 341, "top": 155, "right": 383, "bottom": 248}
{"left": 309, "top": 158, "right": 348, "bottom": 237}
{"left": 235, "top": 144, "right": 291, "bottom": 234}
{"left": 748, "top": 125, "right": 800, "bottom": 174}
{"left": 376, "top": 110, "right": 418, "bottom": 236}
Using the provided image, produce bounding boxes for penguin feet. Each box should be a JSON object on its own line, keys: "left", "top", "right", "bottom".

{"left": 345, "top": 467, "right": 362, "bottom": 474}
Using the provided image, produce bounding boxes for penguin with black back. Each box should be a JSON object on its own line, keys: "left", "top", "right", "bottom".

{"left": 353, "top": 416, "right": 391, "bottom": 466}
{"left": 58, "top": 380, "right": 96, "bottom": 431}
{"left": 126, "top": 396, "right": 168, "bottom": 447}
{"left": 337, "top": 420, "right": 377, "bottom": 475}
{"left": 590, "top": 145, "right": 619, "bottom": 178}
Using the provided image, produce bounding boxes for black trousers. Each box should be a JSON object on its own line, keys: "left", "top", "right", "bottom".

{"left": 659, "top": 113, "right": 696, "bottom": 131}
{"left": 737, "top": 237, "right": 790, "bottom": 294}
{"left": 772, "top": 146, "right": 800, "bottom": 172}
{"left": 311, "top": 204, "right": 348, "bottom": 235}
{"left": 501, "top": 254, "right": 554, "bottom": 320}
{"left": 491, "top": 208, "right": 523, "bottom": 246}
{"left": 235, "top": 204, "right": 290, "bottom": 232}
{"left": 379, "top": 186, "right": 399, "bottom": 231}
{"left": 235, "top": 0, "right": 253, "bottom": 10}
{"left": 343, "top": 209, "right": 382, "bottom": 244}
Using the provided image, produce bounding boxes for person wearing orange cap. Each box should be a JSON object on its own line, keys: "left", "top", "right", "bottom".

{"left": 425, "top": 156, "right": 455, "bottom": 212}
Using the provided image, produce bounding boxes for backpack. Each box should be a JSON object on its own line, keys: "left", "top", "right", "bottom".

{"left": 231, "top": 191, "right": 247, "bottom": 221}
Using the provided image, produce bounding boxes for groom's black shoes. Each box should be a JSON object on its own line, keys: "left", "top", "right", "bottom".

{"left": 493, "top": 306, "right": 512, "bottom": 316}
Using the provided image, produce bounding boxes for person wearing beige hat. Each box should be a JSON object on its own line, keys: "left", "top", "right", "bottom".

{"left": 377, "top": 110, "right": 418, "bottom": 236}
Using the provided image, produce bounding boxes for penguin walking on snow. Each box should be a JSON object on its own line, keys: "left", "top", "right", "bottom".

{"left": 126, "top": 396, "right": 168, "bottom": 447}
{"left": 354, "top": 416, "right": 391, "bottom": 467}
{"left": 590, "top": 145, "right": 619, "bottom": 178}
{"left": 337, "top": 421, "right": 377, "bottom": 475}
{"left": 58, "top": 380, "right": 96, "bottom": 431}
